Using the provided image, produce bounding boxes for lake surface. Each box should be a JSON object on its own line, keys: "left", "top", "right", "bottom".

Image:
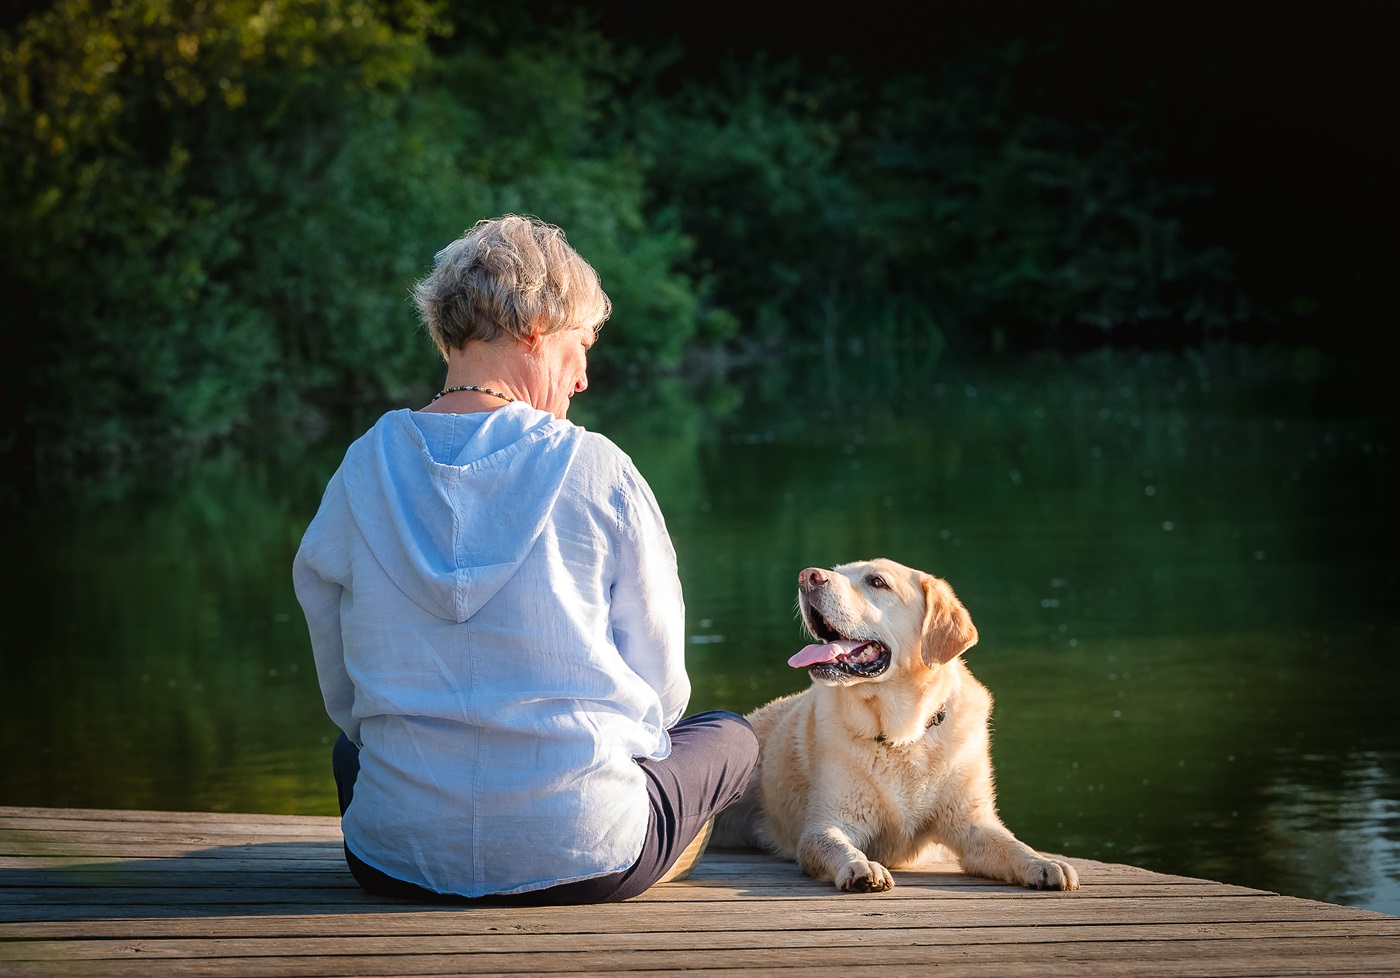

{"left": 3, "top": 345, "right": 1396, "bottom": 914}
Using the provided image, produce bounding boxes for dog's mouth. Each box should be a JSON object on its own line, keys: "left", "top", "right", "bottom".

{"left": 790, "top": 605, "right": 892, "bottom": 681}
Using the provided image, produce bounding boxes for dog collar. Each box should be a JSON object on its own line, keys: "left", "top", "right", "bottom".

{"left": 875, "top": 707, "right": 946, "bottom": 744}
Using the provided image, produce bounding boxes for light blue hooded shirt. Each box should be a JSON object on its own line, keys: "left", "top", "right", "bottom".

{"left": 293, "top": 404, "right": 689, "bottom": 897}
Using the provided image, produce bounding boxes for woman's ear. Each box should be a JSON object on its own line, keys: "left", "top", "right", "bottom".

{"left": 516, "top": 318, "right": 546, "bottom": 353}
{"left": 920, "top": 575, "right": 979, "bottom": 667}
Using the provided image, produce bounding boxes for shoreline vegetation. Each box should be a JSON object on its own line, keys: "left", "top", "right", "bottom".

{"left": 2, "top": 1, "right": 1389, "bottom": 484}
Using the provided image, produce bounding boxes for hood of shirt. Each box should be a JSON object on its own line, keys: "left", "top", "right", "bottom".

{"left": 338, "top": 405, "right": 581, "bottom": 624}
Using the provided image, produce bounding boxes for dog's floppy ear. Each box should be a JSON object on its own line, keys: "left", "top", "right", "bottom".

{"left": 920, "top": 575, "right": 979, "bottom": 667}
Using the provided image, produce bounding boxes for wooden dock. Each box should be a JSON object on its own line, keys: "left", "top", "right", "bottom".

{"left": 2, "top": 806, "right": 1397, "bottom": 977}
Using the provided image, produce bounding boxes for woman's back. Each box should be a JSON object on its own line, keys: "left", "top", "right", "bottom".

{"left": 294, "top": 405, "right": 688, "bottom": 896}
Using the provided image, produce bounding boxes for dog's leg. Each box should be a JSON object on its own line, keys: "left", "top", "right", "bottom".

{"left": 798, "top": 824, "right": 894, "bottom": 893}
{"left": 948, "top": 820, "right": 1079, "bottom": 891}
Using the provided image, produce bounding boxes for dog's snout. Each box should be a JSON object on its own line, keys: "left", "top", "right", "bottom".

{"left": 799, "top": 567, "right": 828, "bottom": 591}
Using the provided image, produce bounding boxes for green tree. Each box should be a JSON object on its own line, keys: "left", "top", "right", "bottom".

{"left": 2, "top": 0, "right": 442, "bottom": 466}
{"left": 627, "top": 49, "right": 1243, "bottom": 357}
{"left": 2, "top": 1, "right": 705, "bottom": 475}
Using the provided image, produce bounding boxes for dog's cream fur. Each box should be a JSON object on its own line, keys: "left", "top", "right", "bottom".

{"left": 713, "top": 558, "right": 1079, "bottom": 893}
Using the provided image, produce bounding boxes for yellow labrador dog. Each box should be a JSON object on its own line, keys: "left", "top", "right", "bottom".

{"left": 713, "top": 558, "right": 1079, "bottom": 893}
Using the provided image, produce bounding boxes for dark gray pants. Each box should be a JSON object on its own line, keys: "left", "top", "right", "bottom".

{"left": 332, "top": 709, "right": 758, "bottom": 904}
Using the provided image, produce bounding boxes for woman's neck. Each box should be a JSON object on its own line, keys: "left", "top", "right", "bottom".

{"left": 421, "top": 339, "right": 533, "bottom": 413}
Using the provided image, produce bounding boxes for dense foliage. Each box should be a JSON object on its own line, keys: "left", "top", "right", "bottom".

{"left": 1, "top": 1, "right": 1365, "bottom": 473}
{"left": 1, "top": 1, "right": 703, "bottom": 470}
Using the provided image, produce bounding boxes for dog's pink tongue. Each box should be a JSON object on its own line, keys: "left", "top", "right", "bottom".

{"left": 788, "top": 639, "right": 869, "bottom": 669}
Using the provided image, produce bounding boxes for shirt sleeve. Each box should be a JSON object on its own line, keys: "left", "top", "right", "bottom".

{"left": 292, "top": 486, "right": 362, "bottom": 746}
{"left": 609, "top": 463, "right": 691, "bottom": 730}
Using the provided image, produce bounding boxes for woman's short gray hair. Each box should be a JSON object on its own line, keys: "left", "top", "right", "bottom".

{"left": 413, "top": 215, "right": 611, "bottom": 356}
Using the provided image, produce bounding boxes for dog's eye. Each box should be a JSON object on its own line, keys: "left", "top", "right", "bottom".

{"left": 867, "top": 575, "right": 889, "bottom": 590}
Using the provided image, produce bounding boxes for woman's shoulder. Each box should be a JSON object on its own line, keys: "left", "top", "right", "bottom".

{"left": 554, "top": 423, "right": 665, "bottom": 511}
{"left": 571, "top": 425, "right": 635, "bottom": 469}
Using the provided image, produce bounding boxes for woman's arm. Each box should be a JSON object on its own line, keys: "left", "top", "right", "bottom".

{"left": 292, "top": 497, "right": 361, "bottom": 746}
{"left": 609, "top": 466, "right": 690, "bottom": 729}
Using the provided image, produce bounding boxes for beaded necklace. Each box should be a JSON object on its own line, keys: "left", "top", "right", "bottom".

{"left": 431, "top": 385, "right": 515, "bottom": 404}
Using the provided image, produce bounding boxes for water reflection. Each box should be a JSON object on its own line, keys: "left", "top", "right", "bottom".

{"left": 1259, "top": 751, "right": 1400, "bottom": 916}
{"left": 1, "top": 347, "right": 1395, "bottom": 915}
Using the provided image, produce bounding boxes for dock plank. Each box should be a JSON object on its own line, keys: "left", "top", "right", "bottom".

{"left": 1, "top": 805, "right": 1396, "bottom": 978}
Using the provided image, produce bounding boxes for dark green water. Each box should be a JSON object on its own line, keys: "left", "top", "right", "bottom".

{"left": 4, "top": 346, "right": 1396, "bottom": 914}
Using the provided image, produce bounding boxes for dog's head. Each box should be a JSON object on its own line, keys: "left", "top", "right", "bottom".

{"left": 790, "top": 558, "right": 978, "bottom": 687}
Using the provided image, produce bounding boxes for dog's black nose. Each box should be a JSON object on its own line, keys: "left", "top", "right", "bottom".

{"left": 799, "top": 567, "right": 827, "bottom": 591}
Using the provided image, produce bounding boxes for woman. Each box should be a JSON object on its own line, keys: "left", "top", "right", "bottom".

{"left": 293, "top": 215, "right": 758, "bottom": 903}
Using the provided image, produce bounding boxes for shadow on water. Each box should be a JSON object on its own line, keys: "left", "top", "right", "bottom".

{"left": 2, "top": 344, "right": 1396, "bottom": 915}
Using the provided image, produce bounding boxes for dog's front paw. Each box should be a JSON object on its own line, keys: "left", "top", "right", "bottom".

{"left": 1021, "top": 857, "right": 1080, "bottom": 891}
{"left": 835, "top": 858, "right": 894, "bottom": 893}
